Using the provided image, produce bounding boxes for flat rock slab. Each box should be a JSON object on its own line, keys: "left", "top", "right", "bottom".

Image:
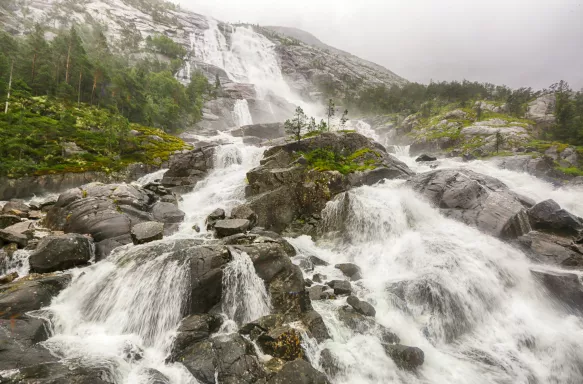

{"left": 214, "top": 219, "right": 251, "bottom": 238}
{"left": 29, "top": 234, "right": 93, "bottom": 273}
{"left": 131, "top": 221, "right": 164, "bottom": 245}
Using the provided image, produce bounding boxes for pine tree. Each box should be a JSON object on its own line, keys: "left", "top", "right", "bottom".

{"left": 340, "top": 109, "right": 349, "bottom": 128}
{"left": 495, "top": 130, "right": 504, "bottom": 153}
{"left": 326, "top": 99, "right": 335, "bottom": 131}
{"left": 285, "top": 106, "right": 308, "bottom": 143}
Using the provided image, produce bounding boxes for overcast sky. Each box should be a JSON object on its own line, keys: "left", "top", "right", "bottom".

{"left": 177, "top": 0, "right": 583, "bottom": 90}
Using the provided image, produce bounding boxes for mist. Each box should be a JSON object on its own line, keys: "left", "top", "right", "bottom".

{"left": 179, "top": 0, "right": 583, "bottom": 90}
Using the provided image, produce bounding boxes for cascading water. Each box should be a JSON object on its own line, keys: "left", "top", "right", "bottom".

{"left": 221, "top": 249, "right": 272, "bottom": 326}
{"left": 233, "top": 99, "right": 254, "bottom": 127}
{"left": 288, "top": 179, "right": 583, "bottom": 384}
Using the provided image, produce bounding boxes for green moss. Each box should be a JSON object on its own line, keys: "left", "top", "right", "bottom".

{"left": 557, "top": 167, "right": 583, "bottom": 177}
{"left": 299, "top": 147, "right": 379, "bottom": 175}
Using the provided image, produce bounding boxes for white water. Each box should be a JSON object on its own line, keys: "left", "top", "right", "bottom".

{"left": 288, "top": 179, "right": 583, "bottom": 384}
{"left": 1, "top": 249, "right": 30, "bottom": 277}
{"left": 222, "top": 249, "right": 272, "bottom": 325}
{"left": 136, "top": 169, "right": 168, "bottom": 186}
{"left": 232, "top": 99, "right": 254, "bottom": 127}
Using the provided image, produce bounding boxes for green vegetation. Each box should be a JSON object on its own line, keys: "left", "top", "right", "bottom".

{"left": 549, "top": 81, "right": 583, "bottom": 145}
{"left": 300, "top": 148, "right": 380, "bottom": 175}
{"left": 0, "top": 96, "right": 189, "bottom": 177}
{"left": 0, "top": 24, "right": 212, "bottom": 133}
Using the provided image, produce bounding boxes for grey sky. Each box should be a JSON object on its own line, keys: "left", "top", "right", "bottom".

{"left": 177, "top": 0, "right": 583, "bottom": 90}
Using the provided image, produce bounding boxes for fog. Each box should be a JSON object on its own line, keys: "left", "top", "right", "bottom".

{"left": 178, "top": 0, "right": 583, "bottom": 90}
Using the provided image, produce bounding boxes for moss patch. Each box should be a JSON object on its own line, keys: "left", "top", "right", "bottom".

{"left": 299, "top": 147, "right": 380, "bottom": 175}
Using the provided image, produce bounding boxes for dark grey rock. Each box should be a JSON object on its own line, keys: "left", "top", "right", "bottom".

{"left": 0, "top": 229, "right": 28, "bottom": 248}
{"left": 532, "top": 270, "right": 583, "bottom": 311}
{"left": 231, "top": 205, "right": 258, "bottom": 228}
{"left": 335, "top": 263, "right": 362, "bottom": 281}
{"left": 312, "top": 273, "right": 326, "bottom": 283}
{"left": 415, "top": 154, "right": 437, "bottom": 162}
{"left": 346, "top": 295, "right": 376, "bottom": 317}
{"left": 131, "top": 221, "right": 164, "bottom": 245}
{"left": 266, "top": 359, "right": 329, "bottom": 384}
{"left": 0, "top": 274, "right": 71, "bottom": 319}
{"left": 308, "top": 285, "right": 335, "bottom": 300}
{"left": 0, "top": 316, "right": 56, "bottom": 370}
{"left": 214, "top": 219, "right": 251, "bottom": 238}
{"left": 2, "top": 200, "right": 30, "bottom": 218}
{"left": 161, "top": 146, "right": 216, "bottom": 193}
{"left": 337, "top": 306, "right": 399, "bottom": 344}
{"left": 383, "top": 344, "right": 425, "bottom": 370}
{"left": 527, "top": 199, "right": 583, "bottom": 237}
{"left": 408, "top": 169, "right": 527, "bottom": 238}
{"left": 0, "top": 215, "right": 21, "bottom": 229}
{"left": 206, "top": 208, "right": 226, "bottom": 230}
{"left": 151, "top": 202, "right": 185, "bottom": 224}
{"left": 326, "top": 280, "right": 352, "bottom": 295}
{"left": 29, "top": 234, "right": 93, "bottom": 273}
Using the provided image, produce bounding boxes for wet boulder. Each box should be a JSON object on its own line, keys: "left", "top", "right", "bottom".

{"left": 266, "top": 359, "right": 329, "bottom": 384}
{"left": 45, "top": 182, "right": 185, "bottom": 257}
{"left": 172, "top": 314, "right": 223, "bottom": 358}
{"left": 335, "top": 263, "right": 362, "bottom": 281}
{"left": 531, "top": 270, "right": 583, "bottom": 311}
{"left": 206, "top": 208, "right": 226, "bottom": 230}
{"left": 0, "top": 362, "right": 113, "bottom": 384}
{"left": 214, "top": 219, "right": 251, "bottom": 238}
{"left": 326, "top": 280, "right": 352, "bottom": 295}
{"left": 0, "top": 274, "right": 71, "bottom": 319}
{"left": 337, "top": 306, "right": 400, "bottom": 344}
{"left": 409, "top": 169, "right": 529, "bottom": 238}
{"left": 0, "top": 215, "right": 21, "bottom": 229}
{"left": 346, "top": 295, "right": 376, "bottom": 317}
{"left": 0, "top": 317, "right": 57, "bottom": 371}
{"left": 161, "top": 146, "right": 216, "bottom": 194}
{"left": 515, "top": 231, "right": 583, "bottom": 267}
{"left": 415, "top": 154, "right": 437, "bottom": 162}
{"left": 131, "top": 221, "right": 165, "bottom": 245}
{"left": 0, "top": 228, "right": 28, "bottom": 248}
{"left": 383, "top": 344, "right": 425, "bottom": 370}
{"left": 308, "top": 284, "right": 335, "bottom": 300}
{"left": 2, "top": 200, "right": 30, "bottom": 218}
{"left": 29, "top": 234, "right": 93, "bottom": 273}
{"left": 230, "top": 205, "right": 258, "bottom": 228}
{"left": 527, "top": 199, "right": 583, "bottom": 237}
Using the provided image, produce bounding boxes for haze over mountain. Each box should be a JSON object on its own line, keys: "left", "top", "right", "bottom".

{"left": 183, "top": 0, "right": 583, "bottom": 90}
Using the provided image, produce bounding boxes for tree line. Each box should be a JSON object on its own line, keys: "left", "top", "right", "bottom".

{"left": 0, "top": 24, "right": 212, "bottom": 133}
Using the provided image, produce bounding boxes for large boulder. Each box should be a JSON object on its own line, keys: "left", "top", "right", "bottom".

{"left": 527, "top": 199, "right": 583, "bottom": 237}
{"left": 492, "top": 155, "right": 559, "bottom": 181}
{"left": 408, "top": 169, "right": 529, "bottom": 237}
{"left": 29, "top": 234, "right": 93, "bottom": 273}
{"left": 531, "top": 270, "right": 583, "bottom": 312}
{"left": 266, "top": 359, "right": 329, "bottom": 384}
{"left": 383, "top": 344, "right": 425, "bottom": 370}
{"left": 515, "top": 231, "right": 583, "bottom": 267}
{"left": 214, "top": 219, "right": 251, "bottom": 238}
{"left": 0, "top": 228, "right": 28, "bottom": 248}
{"left": 526, "top": 94, "right": 556, "bottom": 131}
{"left": 131, "top": 221, "right": 165, "bottom": 245}
{"left": 0, "top": 274, "right": 71, "bottom": 319}
{"left": 45, "top": 182, "right": 185, "bottom": 257}
{"left": 2, "top": 200, "right": 30, "bottom": 218}
{"left": 0, "top": 215, "right": 21, "bottom": 229}
{"left": 246, "top": 132, "right": 412, "bottom": 232}
{"left": 161, "top": 146, "right": 216, "bottom": 194}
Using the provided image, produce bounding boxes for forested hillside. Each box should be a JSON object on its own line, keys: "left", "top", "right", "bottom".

{"left": 0, "top": 25, "right": 210, "bottom": 177}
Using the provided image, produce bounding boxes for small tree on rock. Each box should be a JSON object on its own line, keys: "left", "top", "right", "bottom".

{"left": 285, "top": 106, "right": 308, "bottom": 143}
{"left": 475, "top": 102, "right": 483, "bottom": 121}
{"left": 340, "top": 109, "right": 349, "bottom": 128}
{"left": 326, "top": 99, "right": 335, "bottom": 131}
{"left": 495, "top": 130, "right": 504, "bottom": 153}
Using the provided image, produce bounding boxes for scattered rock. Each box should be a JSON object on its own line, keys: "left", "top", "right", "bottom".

{"left": 161, "top": 146, "right": 216, "bottom": 194}
{"left": 29, "top": 233, "right": 93, "bottom": 273}
{"left": 337, "top": 306, "right": 399, "bottom": 344}
{"left": 334, "top": 263, "right": 362, "bottom": 281}
{"left": 312, "top": 273, "right": 326, "bottom": 283}
{"left": 415, "top": 154, "right": 437, "bottom": 162}
{"left": 131, "top": 221, "right": 165, "bottom": 245}
{"left": 326, "top": 280, "right": 352, "bottom": 295}
{"left": 383, "top": 344, "right": 425, "bottom": 370}
{"left": 214, "top": 219, "right": 251, "bottom": 238}
{"left": 346, "top": 295, "right": 376, "bottom": 317}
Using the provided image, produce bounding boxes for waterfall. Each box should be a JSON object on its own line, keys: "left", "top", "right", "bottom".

{"left": 232, "top": 99, "right": 253, "bottom": 127}
{"left": 221, "top": 249, "right": 272, "bottom": 325}
{"left": 288, "top": 180, "right": 583, "bottom": 383}
{"left": 136, "top": 169, "right": 168, "bottom": 186}
{"left": 38, "top": 242, "right": 196, "bottom": 383}
{"left": 1, "top": 249, "right": 30, "bottom": 277}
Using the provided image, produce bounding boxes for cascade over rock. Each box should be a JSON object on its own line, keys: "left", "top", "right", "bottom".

{"left": 245, "top": 132, "right": 413, "bottom": 232}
